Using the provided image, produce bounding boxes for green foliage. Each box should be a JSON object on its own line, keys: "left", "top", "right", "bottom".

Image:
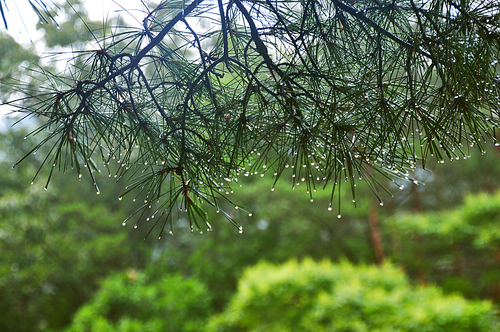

{"left": 0, "top": 197, "right": 128, "bottom": 331}
{"left": 0, "top": 129, "right": 148, "bottom": 332}
{"left": 388, "top": 190, "right": 500, "bottom": 244}
{"left": 208, "top": 259, "right": 498, "bottom": 332}
{"left": 386, "top": 189, "right": 500, "bottom": 299}
{"left": 0, "top": 195, "right": 131, "bottom": 331}
{"left": 36, "top": 0, "right": 120, "bottom": 48}
{"left": 0, "top": 32, "right": 39, "bottom": 99}
{"left": 2, "top": 0, "right": 500, "bottom": 322}
{"left": 406, "top": 146, "right": 500, "bottom": 211}
{"left": 2, "top": 126, "right": 500, "bottom": 331}
{"left": 0, "top": 126, "right": 376, "bottom": 330}
{"left": 145, "top": 174, "right": 377, "bottom": 310}
{"left": 460, "top": 191, "right": 500, "bottom": 248}
{"left": 2, "top": 125, "right": 500, "bottom": 331}
{"left": 66, "top": 271, "right": 211, "bottom": 332}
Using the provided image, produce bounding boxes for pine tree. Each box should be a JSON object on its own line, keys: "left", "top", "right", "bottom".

{"left": 5, "top": 0, "right": 500, "bottom": 235}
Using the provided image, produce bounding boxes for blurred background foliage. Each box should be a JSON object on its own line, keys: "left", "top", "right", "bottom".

{"left": 0, "top": 33, "right": 39, "bottom": 100}
{"left": 2, "top": 112, "right": 500, "bottom": 331}
{"left": 207, "top": 259, "right": 498, "bottom": 331}
{"left": 65, "top": 272, "right": 212, "bottom": 332}
{"left": 1, "top": 2, "right": 500, "bottom": 331}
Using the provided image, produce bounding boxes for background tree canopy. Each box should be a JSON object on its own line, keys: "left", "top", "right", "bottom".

{"left": 3, "top": 0, "right": 500, "bottom": 233}
{"left": 2, "top": 124, "right": 500, "bottom": 330}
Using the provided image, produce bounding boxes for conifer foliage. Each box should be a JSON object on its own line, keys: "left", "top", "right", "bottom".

{"left": 6, "top": 0, "right": 500, "bottom": 234}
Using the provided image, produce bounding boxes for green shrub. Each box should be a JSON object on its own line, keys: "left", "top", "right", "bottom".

{"left": 66, "top": 271, "right": 211, "bottom": 332}
{"left": 208, "top": 259, "right": 498, "bottom": 332}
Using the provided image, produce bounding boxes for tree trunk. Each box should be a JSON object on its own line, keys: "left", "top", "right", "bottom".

{"left": 452, "top": 242, "right": 462, "bottom": 277}
{"left": 411, "top": 184, "right": 427, "bottom": 284}
{"left": 368, "top": 201, "right": 385, "bottom": 265}
{"left": 493, "top": 248, "right": 500, "bottom": 302}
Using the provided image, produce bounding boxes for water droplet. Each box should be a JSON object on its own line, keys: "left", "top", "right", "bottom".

{"left": 248, "top": 213, "right": 252, "bottom": 217}
{"left": 30, "top": 182, "right": 34, "bottom": 185}
{"left": 134, "top": 225, "right": 138, "bottom": 229}
{"left": 380, "top": 202, "right": 384, "bottom": 206}
{"left": 44, "top": 186, "right": 47, "bottom": 190}
{"left": 78, "top": 174, "right": 82, "bottom": 179}
{"left": 96, "top": 191, "right": 100, "bottom": 195}
{"left": 235, "top": 206, "right": 239, "bottom": 209}
{"left": 310, "top": 199, "right": 314, "bottom": 202}
{"left": 118, "top": 196, "right": 123, "bottom": 201}
{"left": 328, "top": 207, "right": 332, "bottom": 211}
{"left": 337, "top": 214, "right": 342, "bottom": 219}
{"left": 238, "top": 227, "right": 243, "bottom": 234}
{"left": 158, "top": 236, "right": 162, "bottom": 240}
{"left": 122, "top": 222, "right": 126, "bottom": 226}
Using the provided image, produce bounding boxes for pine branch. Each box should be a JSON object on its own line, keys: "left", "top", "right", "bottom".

{"left": 5, "top": 0, "right": 500, "bottom": 236}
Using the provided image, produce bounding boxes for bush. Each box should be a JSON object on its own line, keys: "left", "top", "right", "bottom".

{"left": 66, "top": 270, "right": 211, "bottom": 332}
{"left": 207, "top": 259, "right": 498, "bottom": 332}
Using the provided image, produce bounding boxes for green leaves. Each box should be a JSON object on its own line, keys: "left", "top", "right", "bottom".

{"left": 208, "top": 259, "right": 498, "bottom": 331}
{"left": 66, "top": 272, "right": 212, "bottom": 332}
